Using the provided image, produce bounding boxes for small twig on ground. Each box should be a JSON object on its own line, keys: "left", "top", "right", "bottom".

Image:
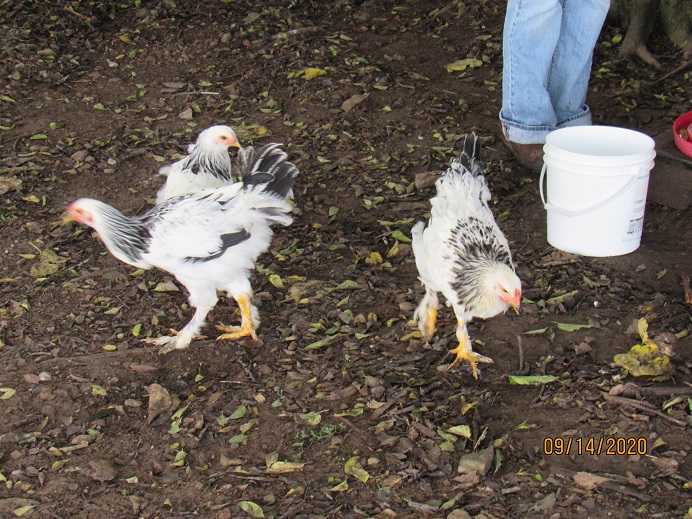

{"left": 171, "top": 91, "right": 220, "bottom": 96}
{"left": 220, "top": 379, "right": 261, "bottom": 386}
{"left": 599, "top": 481, "right": 652, "bottom": 502}
{"left": 550, "top": 466, "right": 652, "bottom": 502}
{"left": 682, "top": 274, "right": 692, "bottom": 304}
{"left": 649, "top": 58, "right": 692, "bottom": 85}
{"left": 63, "top": 6, "right": 91, "bottom": 22}
{"left": 372, "top": 388, "right": 408, "bottom": 419}
{"left": 425, "top": 0, "right": 461, "bottom": 26}
{"left": 271, "top": 26, "right": 320, "bottom": 39}
{"left": 515, "top": 335, "right": 530, "bottom": 374}
{"left": 621, "top": 383, "right": 692, "bottom": 398}
{"left": 601, "top": 393, "right": 688, "bottom": 427}
{"left": 657, "top": 149, "right": 692, "bottom": 168}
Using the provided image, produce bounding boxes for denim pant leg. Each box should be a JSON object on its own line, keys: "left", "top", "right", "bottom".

{"left": 500, "top": 0, "right": 563, "bottom": 144}
{"left": 550, "top": 0, "right": 610, "bottom": 127}
{"left": 500, "top": 0, "right": 609, "bottom": 144}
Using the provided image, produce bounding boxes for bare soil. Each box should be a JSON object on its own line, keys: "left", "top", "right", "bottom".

{"left": 1, "top": 1, "right": 690, "bottom": 518}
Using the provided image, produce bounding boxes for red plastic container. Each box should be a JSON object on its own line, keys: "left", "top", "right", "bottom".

{"left": 673, "top": 111, "right": 692, "bottom": 158}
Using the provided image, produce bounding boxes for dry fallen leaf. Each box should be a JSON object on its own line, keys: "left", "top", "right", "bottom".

{"left": 89, "top": 458, "right": 118, "bottom": 482}
{"left": 147, "top": 383, "right": 172, "bottom": 424}
{"left": 265, "top": 460, "right": 305, "bottom": 474}
{"left": 574, "top": 471, "right": 611, "bottom": 490}
{"left": 341, "top": 93, "right": 369, "bottom": 112}
{"left": 30, "top": 249, "right": 67, "bottom": 278}
{"left": 0, "top": 176, "right": 22, "bottom": 195}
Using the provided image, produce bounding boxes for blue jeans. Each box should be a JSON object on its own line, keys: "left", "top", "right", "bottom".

{"left": 500, "top": 0, "right": 610, "bottom": 144}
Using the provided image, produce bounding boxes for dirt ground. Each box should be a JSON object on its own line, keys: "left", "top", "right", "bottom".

{"left": 1, "top": 1, "right": 691, "bottom": 518}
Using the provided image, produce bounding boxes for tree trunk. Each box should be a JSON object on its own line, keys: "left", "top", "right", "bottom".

{"left": 609, "top": 0, "right": 692, "bottom": 67}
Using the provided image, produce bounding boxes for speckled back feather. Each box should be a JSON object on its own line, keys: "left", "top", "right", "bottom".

{"left": 430, "top": 133, "right": 493, "bottom": 226}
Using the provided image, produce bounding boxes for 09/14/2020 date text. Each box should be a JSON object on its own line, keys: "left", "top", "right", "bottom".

{"left": 543, "top": 436, "right": 647, "bottom": 456}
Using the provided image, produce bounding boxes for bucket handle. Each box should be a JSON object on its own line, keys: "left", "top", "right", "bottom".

{"left": 539, "top": 163, "right": 642, "bottom": 218}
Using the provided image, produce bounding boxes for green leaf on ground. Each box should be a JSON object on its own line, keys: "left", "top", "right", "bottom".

{"left": 298, "top": 411, "right": 322, "bottom": 425}
{"left": 555, "top": 322, "right": 592, "bottom": 332}
{"left": 29, "top": 249, "right": 67, "bottom": 278}
{"left": 390, "top": 230, "right": 412, "bottom": 243}
{"left": 613, "top": 318, "right": 672, "bottom": 377}
{"left": 446, "top": 58, "right": 482, "bottom": 72}
{"left": 0, "top": 387, "right": 17, "bottom": 400}
{"left": 239, "top": 501, "right": 265, "bottom": 518}
{"left": 508, "top": 375, "right": 558, "bottom": 385}
{"left": 446, "top": 425, "right": 472, "bottom": 438}
{"left": 230, "top": 405, "right": 247, "bottom": 420}
{"left": 344, "top": 456, "right": 369, "bottom": 483}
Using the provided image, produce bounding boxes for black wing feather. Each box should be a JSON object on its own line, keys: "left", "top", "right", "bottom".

{"left": 458, "top": 132, "right": 487, "bottom": 177}
{"left": 184, "top": 229, "right": 251, "bottom": 263}
{"left": 238, "top": 143, "right": 297, "bottom": 199}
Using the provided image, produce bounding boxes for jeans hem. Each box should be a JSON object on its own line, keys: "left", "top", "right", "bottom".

{"left": 500, "top": 106, "right": 592, "bottom": 145}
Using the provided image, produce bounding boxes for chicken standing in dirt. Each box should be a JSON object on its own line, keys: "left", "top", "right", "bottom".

{"left": 412, "top": 133, "right": 521, "bottom": 378}
{"left": 156, "top": 124, "right": 240, "bottom": 203}
{"left": 67, "top": 143, "right": 297, "bottom": 353}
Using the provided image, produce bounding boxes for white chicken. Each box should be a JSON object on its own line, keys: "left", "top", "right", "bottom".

{"left": 412, "top": 133, "right": 521, "bottom": 379}
{"left": 67, "top": 143, "right": 297, "bottom": 353}
{"left": 156, "top": 125, "right": 240, "bottom": 204}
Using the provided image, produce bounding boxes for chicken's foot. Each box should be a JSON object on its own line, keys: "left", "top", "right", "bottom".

{"left": 216, "top": 294, "right": 258, "bottom": 341}
{"left": 448, "top": 321, "right": 493, "bottom": 379}
{"left": 144, "top": 304, "right": 211, "bottom": 353}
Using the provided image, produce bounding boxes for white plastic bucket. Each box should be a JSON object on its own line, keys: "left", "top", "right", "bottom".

{"left": 540, "top": 126, "right": 655, "bottom": 257}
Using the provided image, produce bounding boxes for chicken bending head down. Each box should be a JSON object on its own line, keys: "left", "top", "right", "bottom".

{"left": 68, "top": 143, "right": 297, "bottom": 354}
{"left": 412, "top": 133, "right": 521, "bottom": 379}
{"left": 156, "top": 124, "right": 241, "bottom": 204}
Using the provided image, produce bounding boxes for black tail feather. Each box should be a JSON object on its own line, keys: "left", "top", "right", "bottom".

{"left": 458, "top": 132, "right": 487, "bottom": 176}
{"left": 238, "top": 143, "right": 298, "bottom": 199}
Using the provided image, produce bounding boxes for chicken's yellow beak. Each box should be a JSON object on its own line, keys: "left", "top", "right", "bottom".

{"left": 510, "top": 303, "right": 520, "bottom": 315}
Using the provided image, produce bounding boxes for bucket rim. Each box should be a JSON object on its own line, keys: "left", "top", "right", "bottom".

{"left": 546, "top": 125, "right": 655, "bottom": 144}
{"left": 543, "top": 150, "right": 656, "bottom": 171}
{"left": 544, "top": 125, "right": 655, "bottom": 163}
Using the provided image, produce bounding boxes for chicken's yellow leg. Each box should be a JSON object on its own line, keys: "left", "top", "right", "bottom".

{"left": 424, "top": 304, "right": 437, "bottom": 338}
{"left": 415, "top": 291, "right": 438, "bottom": 340}
{"left": 448, "top": 319, "right": 493, "bottom": 379}
{"left": 216, "top": 294, "right": 258, "bottom": 341}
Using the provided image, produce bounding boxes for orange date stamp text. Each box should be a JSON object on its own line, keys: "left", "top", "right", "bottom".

{"left": 543, "top": 436, "right": 647, "bottom": 456}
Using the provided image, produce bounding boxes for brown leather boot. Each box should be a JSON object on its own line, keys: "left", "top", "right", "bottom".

{"left": 504, "top": 140, "right": 544, "bottom": 172}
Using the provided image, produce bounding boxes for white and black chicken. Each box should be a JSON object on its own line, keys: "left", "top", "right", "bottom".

{"left": 68, "top": 143, "right": 297, "bottom": 354}
{"left": 156, "top": 125, "right": 240, "bottom": 204}
{"left": 412, "top": 133, "right": 521, "bottom": 379}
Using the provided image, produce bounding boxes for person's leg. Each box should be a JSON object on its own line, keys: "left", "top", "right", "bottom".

{"left": 549, "top": 0, "right": 610, "bottom": 128}
{"left": 500, "top": 0, "right": 563, "bottom": 145}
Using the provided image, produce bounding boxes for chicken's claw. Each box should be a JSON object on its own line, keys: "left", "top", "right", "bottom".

{"left": 216, "top": 294, "right": 258, "bottom": 341}
{"left": 448, "top": 344, "right": 493, "bottom": 380}
{"left": 143, "top": 330, "right": 206, "bottom": 354}
{"left": 216, "top": 324, "right": 257, "bottom": 341}
{"left": 143, "top": 335, "right": 188, "bottom": 354}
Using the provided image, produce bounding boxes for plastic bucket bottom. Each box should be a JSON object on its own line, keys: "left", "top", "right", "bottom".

{"left": 540, "top": 126, "right": 656, "bottom": 257}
